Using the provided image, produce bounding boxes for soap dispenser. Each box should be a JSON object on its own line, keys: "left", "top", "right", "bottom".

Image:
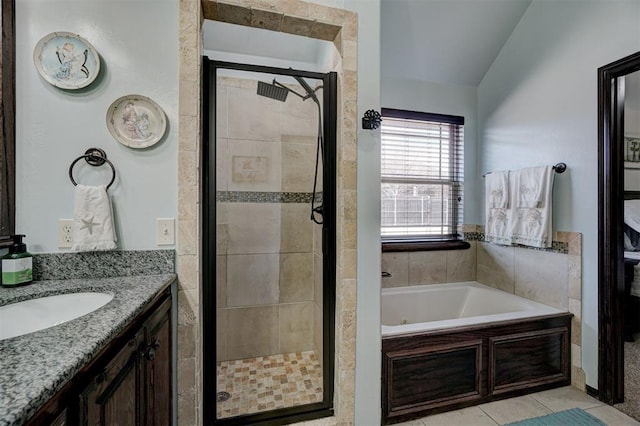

{"left": 1, "top": 234, "right": 33, "bottom": 287}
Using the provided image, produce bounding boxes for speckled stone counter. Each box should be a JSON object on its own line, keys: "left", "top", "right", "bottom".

{"left": 0, "top": 273, "right": 177, "bottom": 426}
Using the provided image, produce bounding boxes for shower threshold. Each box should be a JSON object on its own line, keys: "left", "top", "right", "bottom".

{"left": 216, "top": 350, "right": 323, "bottom": 419}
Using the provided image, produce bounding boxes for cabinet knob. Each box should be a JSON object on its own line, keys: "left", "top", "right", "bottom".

{"left": 144, "top": 339, "right": 161, "bottom": 361}
{"left": 95, "top": 370, "right": 107, "bottom": 384}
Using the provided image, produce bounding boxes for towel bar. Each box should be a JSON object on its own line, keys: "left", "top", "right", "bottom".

{"left": 68, "top": 148, "right": 116, "bottom": 190}
{"left": 482, "top": 162, "right": 567, "bottom": 178}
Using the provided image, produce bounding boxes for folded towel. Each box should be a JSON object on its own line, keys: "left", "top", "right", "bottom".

{"left": 484, "top": 170, "right": 513, "bottom": 245}
{"left": 516, "top": 166, "right": 549, "bottom": 208}
{"left": 72, "top": 184, "right": 117, "bottom": 251}
{"left": 485, "top": 171, "right": 509, "bottom": 208}
{"left": 485, "top": 208, "right": 512, "bottom": 245}
{"left": 511, "top": 166, "right": 554, "bottom": 248}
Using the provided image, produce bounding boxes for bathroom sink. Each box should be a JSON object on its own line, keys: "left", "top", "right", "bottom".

{"left": 0, "top": 292, "right": 113, "bottom": 340}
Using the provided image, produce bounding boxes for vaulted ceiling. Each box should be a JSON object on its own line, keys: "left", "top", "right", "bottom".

{"left": 381, "top": 0, "right": 532, "bottom": 87}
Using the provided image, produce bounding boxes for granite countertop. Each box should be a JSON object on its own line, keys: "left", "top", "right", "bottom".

{"left": 0, "top": 273, "right": 177, "bottom": 426}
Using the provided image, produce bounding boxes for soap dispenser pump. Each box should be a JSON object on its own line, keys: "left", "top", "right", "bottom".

{"left": 1, "top": 234, "right": 33, "bottom": 287}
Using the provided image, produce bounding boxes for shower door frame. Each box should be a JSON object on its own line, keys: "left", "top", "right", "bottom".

{"left": 201, "top": 58, "right": 337, "bottom": 425}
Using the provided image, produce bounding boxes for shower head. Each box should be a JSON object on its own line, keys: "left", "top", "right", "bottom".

{"left": 257, "top": 80, "right": 289, "bottom": 102}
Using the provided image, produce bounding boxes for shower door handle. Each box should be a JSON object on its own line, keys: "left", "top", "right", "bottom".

{"left": 323, "top": 227, "right": 329, "bottom": 256}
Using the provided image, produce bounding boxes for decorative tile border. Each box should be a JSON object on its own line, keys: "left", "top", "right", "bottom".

{"left": 216, "top": 191, "right": 321, "bottom": 204}
{"left": 33, "top": 250, "right": 175, "bottom": 281}
{"left": 463, "top": 232, "right": 569, "bottom": 254}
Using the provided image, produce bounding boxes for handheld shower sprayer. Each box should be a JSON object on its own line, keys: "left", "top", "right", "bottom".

{"left": 255, "top": 73, "right": 325, "bottom": 224}
{"left": 293, "top": 75, "right": 320, "bottom": 105}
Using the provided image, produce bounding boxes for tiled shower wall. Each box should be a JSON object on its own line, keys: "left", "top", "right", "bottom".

{"left": 216, "top": 76, "right": 323, "bottom": 361}
{"left": 381, "top": 226, "right": 585, "bottom": 389}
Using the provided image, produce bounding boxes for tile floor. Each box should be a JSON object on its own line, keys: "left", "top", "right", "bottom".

{"left": 395, "top": 386, "right": 639, "bottom": 425}
{"left": 216, "top": 350, "right": 323, "bottom": 419}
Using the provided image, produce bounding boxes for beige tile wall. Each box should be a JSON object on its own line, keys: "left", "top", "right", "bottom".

{"left": 176, "top": 1, "right": 201, "bottom": 423}
{"left": 179, "top": 1, "right": 358, "bottom": 423}
{"left": 381, "top": 241, "right": 477, "bottom": 288}
{"left": 215, "top": 75, "right": 322, "bottom": 362}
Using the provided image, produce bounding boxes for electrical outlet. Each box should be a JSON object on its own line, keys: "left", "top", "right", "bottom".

{"left": 156, "top": 218, "right": 175, "bottom": 246}
{"left": 58, "top": 219, "right": 74, "bottom": 248}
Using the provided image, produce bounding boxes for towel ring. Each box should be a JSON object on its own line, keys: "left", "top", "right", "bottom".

{"left": 69, "top": 148, "right": 116, "bottom": 190}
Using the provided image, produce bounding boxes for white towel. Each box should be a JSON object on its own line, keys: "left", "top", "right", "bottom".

{"left": 72, "top": 184, "right": 117, "bottom": 251}
{"left": 485, "top": 208, "right": 512, "bottom": 245}
{"left": 516, "top": 166, "right": 549, "bottom": 208}
{"left": 485, "top": 171, "right": 509, "bottom": 208}
{"left": 511, "top": 166, "right": 554, "bottom": 248}
{"left": 484, "top": 170, "right": 513, "bottom": 245}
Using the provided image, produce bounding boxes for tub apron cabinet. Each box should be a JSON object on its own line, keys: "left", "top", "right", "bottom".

{"left": 382, "top": 313, "right": 573, "bottom": 424}
{"left": 26, "top": 287, "right": 172, "bottom": 426}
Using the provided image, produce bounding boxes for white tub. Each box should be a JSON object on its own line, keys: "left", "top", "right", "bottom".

{"left": 381, "top": 281, "right": 565, "bottom": 337}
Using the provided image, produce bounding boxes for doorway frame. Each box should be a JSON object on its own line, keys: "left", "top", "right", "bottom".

{"left": 598, "top": 50, "right": 640, "bottom": 404}
{"left": 201, "top": 58, "right": 338, "bottom": 425}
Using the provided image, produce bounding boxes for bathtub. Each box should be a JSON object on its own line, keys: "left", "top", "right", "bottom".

{"left": 381, "top": 281, "right": 572, "bottom": 424}
{"left": 381, "top": 281, "right": 564, "bottom": 337}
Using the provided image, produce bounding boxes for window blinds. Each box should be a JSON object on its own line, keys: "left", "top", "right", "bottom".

{"left": 380, "top": 109, "right": 464, "bottom": 239}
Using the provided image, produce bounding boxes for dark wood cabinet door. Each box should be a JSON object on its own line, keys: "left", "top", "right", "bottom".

{"left": 79, "top": 331, "right": 144, "bottom": 426}
{"left": 144, "top": 298, "right": 172, "bottom": 426}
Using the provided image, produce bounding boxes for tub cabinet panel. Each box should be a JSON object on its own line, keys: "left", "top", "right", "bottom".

{"left": 385, "top": 341, "right": 482, "bottom": 416}
{"left": 382, "top": 313, "right": 572, "bottom": 424}
{"left": 490, "top": 327, "right": 568, "bottom": 394}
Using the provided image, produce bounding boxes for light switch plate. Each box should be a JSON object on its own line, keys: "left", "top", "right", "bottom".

{"left": 58, "top": 219, "right": 74, "bottom": 248}
{"left": 156, "top": 218, "right": 175, "bottom": 246}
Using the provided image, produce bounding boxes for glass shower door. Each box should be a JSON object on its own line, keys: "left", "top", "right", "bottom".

{"left": 204, "top": 60, "right": 335, "bottom": 424}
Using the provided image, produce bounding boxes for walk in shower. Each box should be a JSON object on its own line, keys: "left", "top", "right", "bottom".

{"left": 202, "top": 59, "right": 336, "bottom": 425}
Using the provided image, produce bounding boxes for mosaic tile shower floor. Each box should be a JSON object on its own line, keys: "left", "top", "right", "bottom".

{"left": 216, "top": 350, "right": 323, "bottom": 419}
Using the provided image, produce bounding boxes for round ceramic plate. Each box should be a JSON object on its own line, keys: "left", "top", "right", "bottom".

{"left": 33, "top": 32, "right": 100, "bottom": 90}
{"left": 106, "top": 95, "right": 167, "bottom": 148}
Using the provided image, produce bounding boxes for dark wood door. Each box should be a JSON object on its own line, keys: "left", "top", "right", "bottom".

{"left": 144, "top": 298, "right": 172, "bottom": 426}
{"left": 79, "top": 331, "right": 144, "bottom": 425}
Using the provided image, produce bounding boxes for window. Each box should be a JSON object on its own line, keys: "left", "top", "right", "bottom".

{"left": 381, "top": 108, "right": 465, "bottom": 250}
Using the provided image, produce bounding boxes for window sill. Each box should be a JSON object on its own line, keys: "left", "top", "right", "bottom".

{"left": 382, "top": 240, "right": 470, "bottom": 252}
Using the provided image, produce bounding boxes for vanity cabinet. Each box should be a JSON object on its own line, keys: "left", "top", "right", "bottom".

{"left": 79, "top": 330, "right": 144, "bottom": 425}
{"left": 143, "top": 296, "right": 172, "bottom": 426}
{"left": 26, "top": 287, "right": 172, "bottom": 426}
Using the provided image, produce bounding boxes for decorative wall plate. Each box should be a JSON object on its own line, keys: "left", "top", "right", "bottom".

{"left": 106, "top": 95, "right": 167, "bottom": 149}
{"left": 33, "top": 32, "right": 100, "bottom": 90}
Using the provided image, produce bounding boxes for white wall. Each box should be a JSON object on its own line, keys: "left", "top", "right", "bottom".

{"left": 477, "top": 0, "right": 640, "bottom": 388}
{"left": 16, "top": 0, "right": 179, "bottom": 253}
{"left": 382, "top": 78, "right": 479, "bottom": 224}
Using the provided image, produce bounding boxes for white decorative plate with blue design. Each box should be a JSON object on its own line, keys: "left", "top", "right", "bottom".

{"left": 33, "top": 32, "right": 100, "bottom": 90}
{"left": 106, "top": 94, "right": 167, "bottom": 149}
